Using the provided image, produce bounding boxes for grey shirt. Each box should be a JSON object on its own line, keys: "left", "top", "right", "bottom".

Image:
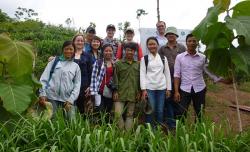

{"left": 158, "top": 42, "right": 186, "bottom": 81}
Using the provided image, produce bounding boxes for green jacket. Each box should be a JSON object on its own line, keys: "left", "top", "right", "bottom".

{"left": 113, "top": 60, "right": 140, "bottom": 102}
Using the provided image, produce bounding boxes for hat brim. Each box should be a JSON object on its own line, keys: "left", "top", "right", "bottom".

{"left": 107, "top": 27, "right": 116, "bottom": 30}
{"left": 165, "top": 33, "right": 179, "bottom": 37}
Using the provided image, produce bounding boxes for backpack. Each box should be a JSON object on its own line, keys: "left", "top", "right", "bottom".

{"left": 144, "top": 55, "right": 165, "bottom": 73}
{"left": 47, "top": 56, "right": 60, "bottom": 86}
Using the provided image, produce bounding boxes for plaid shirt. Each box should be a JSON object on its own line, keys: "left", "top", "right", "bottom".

{"left": 90, "top": 59, "right": 107, "bottom": 95}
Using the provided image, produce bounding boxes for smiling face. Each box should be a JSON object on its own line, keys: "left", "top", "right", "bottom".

{"left": 91, "top": 39, "right": 101, "bottom": 50}
{"left": 156, "top": 21, "right": 166, "bottom": 35}
{"left": 125, "top": 32, "right": 134, "bottom": 42}
{"left": 166, "top": 33, "right": 177, "bottom": 43}
{"left": 63, "top": 44, "right": 75, "bottom": 59}
{"left": 103, "top": 46, "right": 113, "bottom": 60}
{"left": 73, "top": 35, "right": 84, "bottom": 50}
{"left": 147, "top": 39, "right": 158, "bottom": 54}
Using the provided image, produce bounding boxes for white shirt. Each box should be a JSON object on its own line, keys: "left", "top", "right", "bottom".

{"left": 156, "top": 34, "right": 167, "bottom": 48}
{"left": 140, "top": 53, "right": 172, "bottom": 91}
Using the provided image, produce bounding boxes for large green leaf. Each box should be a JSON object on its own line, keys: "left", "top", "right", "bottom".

{"left": 205, "top": 34, "right": 232, "bottom": 55}
{"left": 0, "top": 82, "right": 33, "bottom": 114}
{"left": 213, "top": 0, "right": 231, "bottom": 13}
{"left": 202, "top": 22, "right": 234, "bottom": 46}
{"left": 193, "top": 5, "right": 221, "bottom": 41}
{"left": 207, "top": 48, "right": 231, "bottom": 77}
{"left": 230, "top": 47, "right": 249, "bottom": 75}
{"left": 0, "top": 33, "right": 35, "bottom": 77}
{"left": 226, "top": 16, "right": 250, "bottom": 45}
{"left": 232, "top": 0, "right": 250, "bottom": 18}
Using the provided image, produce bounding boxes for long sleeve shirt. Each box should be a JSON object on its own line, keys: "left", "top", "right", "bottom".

{"left": 90, "top": 59, "right": 106, "bottom": 95}
{"left": 140, "top": 53, "right": 172, "bottom": 91}
{"left": 174, "top": 51, "right": 206, "bottom": 93}
{"left": 113, "top": 60, "right": 140, "bottom": 102}
{"left": 39, "top": 59, "right": 81, "bottom": 104}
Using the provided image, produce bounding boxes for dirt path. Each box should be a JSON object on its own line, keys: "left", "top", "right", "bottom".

{"left": 206, "top": 83, "right": 250, "bottom": 132}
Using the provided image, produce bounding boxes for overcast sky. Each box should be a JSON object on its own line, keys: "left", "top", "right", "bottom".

{"left": 0, "top": 0, "right": 239, "bottom": 40}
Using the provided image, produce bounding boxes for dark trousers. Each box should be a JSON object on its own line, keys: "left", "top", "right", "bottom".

{"left": 76, "top": 88, "right": 92, "bottom": 114}
{"left": 175, "top": 87, "right": 206, "bottom": 121}
{"left": 100, "top": 95, "right": 113, "bottom": 114}
{"left": 99, "top": 95, "right": 113, "bottom": 122}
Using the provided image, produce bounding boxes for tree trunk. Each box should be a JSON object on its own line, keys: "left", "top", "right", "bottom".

{"left": 157, "top": 0, "right": 160, "bottom": 22}
{"left": 232, "top": 72, "right": 243, "bottom": 132}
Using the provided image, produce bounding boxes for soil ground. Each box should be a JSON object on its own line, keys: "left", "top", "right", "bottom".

{"left": 190, "top": 81, "right": 250, "bottom": 132}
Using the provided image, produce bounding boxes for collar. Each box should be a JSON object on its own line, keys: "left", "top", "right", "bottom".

{"left": 122, "top": 59, "right": 136, "bottom": 64}
{"left": 184, "top": 51, "right": 200, "bottom": 57}
{"left": 60, "top": 55, "right": 74, "bottom": 61}
{"left": 166, "top": 42, "right": 177, "bottom": 48}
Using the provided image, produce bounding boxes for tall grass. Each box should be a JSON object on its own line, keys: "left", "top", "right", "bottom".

{"left": 0, "top": 112, "right": 249, "bottom": 152}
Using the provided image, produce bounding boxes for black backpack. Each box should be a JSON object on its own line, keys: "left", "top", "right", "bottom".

{"left": 46, "top": 56, "right": 60, "bottom": 87}
{"left": 144, "top": 55, "right": 165, "bottom": 73}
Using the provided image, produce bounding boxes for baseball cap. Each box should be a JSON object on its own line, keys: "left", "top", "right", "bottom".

{"left": 86, "top": 26, "right": 96, "bottom": 34}
{"left": 165, "top": 26, "right": 179, "bottom": 37}
{"left": 106, "top": 24, "right": 116, "bottom": 31}
{"left": 125, "top": 28, "right": 134, "bottom": 34}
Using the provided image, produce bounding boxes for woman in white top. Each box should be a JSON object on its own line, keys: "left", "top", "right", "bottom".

{"left": 140, "top": 36, "right": 171, "bottom": 125}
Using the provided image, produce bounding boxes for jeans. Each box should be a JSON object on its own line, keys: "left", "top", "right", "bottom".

{"left": 145, "top": 89, "right": 165, "bottom": 125}
{"left": 114, "top": 101, "right": 135, "bottom": 130}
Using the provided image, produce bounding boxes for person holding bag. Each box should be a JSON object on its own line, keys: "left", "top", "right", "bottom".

{"left": 39, "top": 41, "right": 81, "bottom": 120}
{"left": 90, "top": 44, "right": 114, "bottom": 121}
{"left": 140, "top": 37, "right": 172, "bottom": 127}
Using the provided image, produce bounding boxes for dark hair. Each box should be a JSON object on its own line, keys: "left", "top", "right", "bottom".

{"left": 146, "top": 36, "right": 159, "bottom": 45}
{"left": 123, "top": 42, "right": 137, "bottom": 51}
{"left": 102, "top": 43, "right": 113, "bottom": 52}
{"left": 62, "top": 40, "right": 74, "bottom": 51}
{"left": 186, "top": 33, "right": 194, "bottom": 42}
{"left": 91, "top": 36, "right": 102, "bottom": 50}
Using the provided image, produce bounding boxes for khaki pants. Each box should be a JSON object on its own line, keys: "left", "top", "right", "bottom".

{"left": 114, "top": 101, "right": 135, "bottom": 130}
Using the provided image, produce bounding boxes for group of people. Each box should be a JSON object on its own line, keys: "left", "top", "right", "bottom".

{"left": 39, "top": 21, "right": 224, "bottom": 131}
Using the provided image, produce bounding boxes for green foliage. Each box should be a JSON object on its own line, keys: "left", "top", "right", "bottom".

{"left": 0, "top": 114, "right": 249, "bottom": 151}
{"left": 0, "top": 83, "right": 33, "bottom": 114}
{"left": 0, "top": 34, "right": 39, "bottom": 115}
{"left": 0, "top": 9, "right": 12, "bottom": 23}
{"left": 226, "top": 16, "right": 250, "bottom": 45}
{"left": 193, "top": 0, "right": 250, "bottom": 77}
{"left": 0, "top": 34, "right": 34, "bottom": 77}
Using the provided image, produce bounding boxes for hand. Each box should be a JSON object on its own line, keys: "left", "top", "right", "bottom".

{"left": 39, "top": 96, "right": 47, "bottom": 107}
{"left": 166, "top": 90, "right": 171, "bottom": 98}
{"left": 48, "top": 56, "right": 55, "bottom": 62}
{"left": 218, "top": 78, "right": 232, "bottom": 84}
{"left": 141, "top": 90, "right": 147, "bottom": 101}
{"left": 174, "top": 92, "right": 181, "bottom": 102}
{"left": 113, "top": 91, "right": 119, "bottom": 102}
{"left": 84, "top": 87, "right": 90, "bottom": 97}
{"left": 64, "top": 101, "right": 72, "bottom": 112}
{"left": 136, "top": 92, "right": 141, "bottom": 101}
